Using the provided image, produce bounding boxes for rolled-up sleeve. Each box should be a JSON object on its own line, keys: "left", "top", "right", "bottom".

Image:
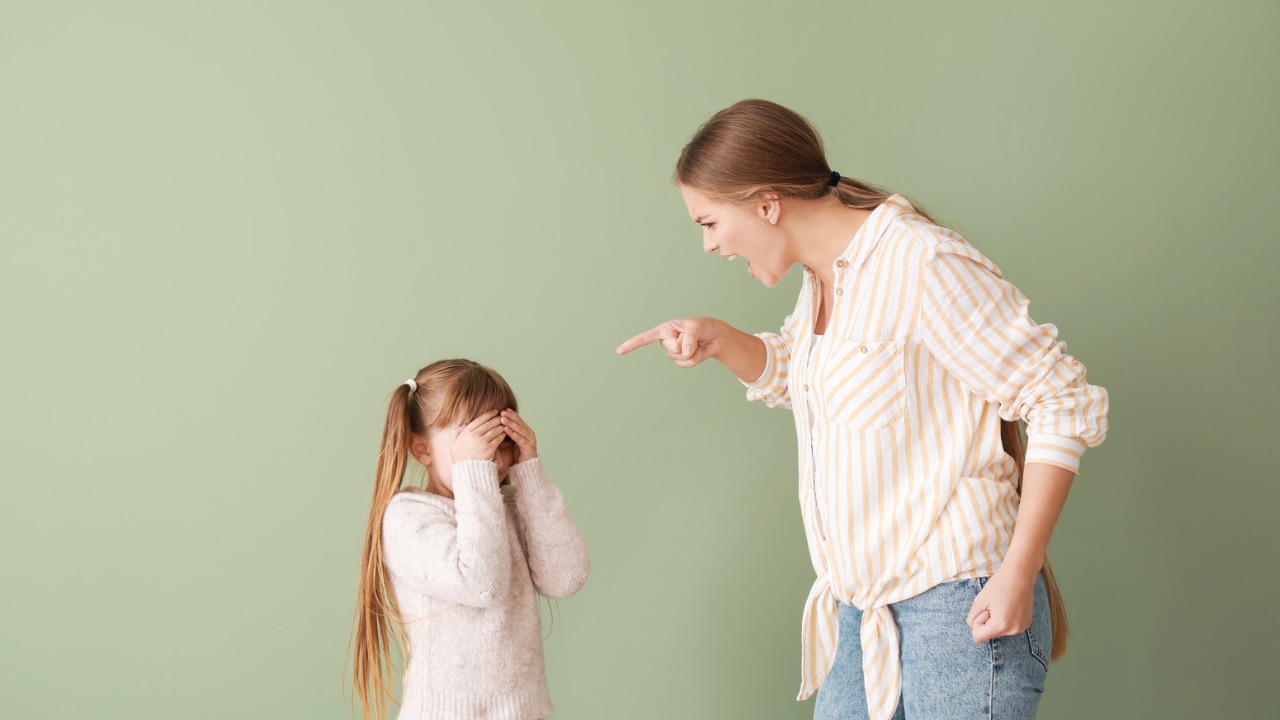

{"left": 743, "top": 308, "right": 802, "bottom": 409}
{"left": 919, "top": 239, "right": 1108, "bottom": 473}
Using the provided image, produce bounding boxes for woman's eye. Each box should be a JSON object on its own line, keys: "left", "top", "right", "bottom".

{"left": 701, "top": 223, "right": 714, "bottom": 230}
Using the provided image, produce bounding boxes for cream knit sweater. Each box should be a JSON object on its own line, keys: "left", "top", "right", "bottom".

{"left": 382, "top": 458, "right": 590, "bottom": 720}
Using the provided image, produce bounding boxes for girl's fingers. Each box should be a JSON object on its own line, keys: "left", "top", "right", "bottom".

{"left": 505, "top": 425, "right": 529, "bottom": 443}
{"left": 503, "top": 410, "right": 531, "bottom": 430}
{"left": 498, "top": 412, "right": 536, "bottom": 459}
{"left": 501, "top": 422, "right": 534, "bottom": 451}
{"left": 465, "top": 411, "right": 501, "bottom": 432}
{"left": 501, "top": 413, "right": 536, "bottom": 443}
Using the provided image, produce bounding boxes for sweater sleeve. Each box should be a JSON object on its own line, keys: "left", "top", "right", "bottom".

{"left": 919, "top": 237, "right": 1109, "bottom": 473}
{"left": 742, "top": 306, "right": 803, "bottom": 409}
{"left": 507, "top": 458, "right": 590, "bottom": 599}
{"left": 381, "top": 460, "right": 511, "bottom": 607}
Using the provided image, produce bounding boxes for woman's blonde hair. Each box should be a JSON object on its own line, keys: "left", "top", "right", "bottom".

{"left": 350, "top": 359, "right": 518, "bottom": 720}
{"left": 675, "top": 98, "right": 925, "bottom": 218}
{"left": 679, "top": 98, "right": 1069, "bottom": 660}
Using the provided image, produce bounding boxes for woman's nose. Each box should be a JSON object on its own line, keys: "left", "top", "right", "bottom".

{"left": 703, "top": 236, "right": 717, "bottom": 254}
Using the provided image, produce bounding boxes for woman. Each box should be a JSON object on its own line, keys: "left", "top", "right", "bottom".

{"left": 616, "top": 99, "right": 1108, "bottom": 720}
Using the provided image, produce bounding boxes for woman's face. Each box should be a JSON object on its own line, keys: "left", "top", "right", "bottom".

{"left": 679, "top": 185, "right": 785, "bottom": 287}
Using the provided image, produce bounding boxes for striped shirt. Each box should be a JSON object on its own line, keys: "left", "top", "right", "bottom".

{"left": 744, "top": 194, "right": 1108, "bottom": 717}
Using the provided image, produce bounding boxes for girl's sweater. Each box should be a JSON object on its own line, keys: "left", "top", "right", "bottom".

{"left": 382, "top": 458, "right": 590, "bottom": 720}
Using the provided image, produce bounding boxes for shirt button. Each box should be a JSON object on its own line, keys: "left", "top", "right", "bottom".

{"left": 861, "top": 345, "right": 868, "bottom": 353}
{"left": 835, "top": 287, "right": 843, "bottom": 295}
{"left": 835, "top": 259, "right": 847, "bottom": 268}
{"left": 803, "top": 384, "right": 810, "bottom": 392}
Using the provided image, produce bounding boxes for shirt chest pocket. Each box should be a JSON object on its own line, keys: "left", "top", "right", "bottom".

{"left": 819, "top": 338, "right": 907, "bottom": 432}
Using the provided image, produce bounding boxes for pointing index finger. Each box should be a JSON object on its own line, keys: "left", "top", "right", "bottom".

{"left": 616, "top": 324, "right": 669, "bottom": 356}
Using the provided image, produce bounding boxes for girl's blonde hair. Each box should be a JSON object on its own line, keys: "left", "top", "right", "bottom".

{"left": 679, "top": 98, "right": 1069, "bottom": 660}
{"left": 351, "top": 359, "right": 518, "bottom": 720}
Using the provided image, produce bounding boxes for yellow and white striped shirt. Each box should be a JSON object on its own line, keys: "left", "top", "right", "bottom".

{"left": 745, "top": 195, "right": 1108, "bottom": 717}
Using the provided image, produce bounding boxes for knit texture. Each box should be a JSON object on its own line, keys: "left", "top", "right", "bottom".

{"left": 382, "top": 458, "right": 590, "bottom": 720}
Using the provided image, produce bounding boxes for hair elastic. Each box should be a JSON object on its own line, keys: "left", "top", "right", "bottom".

{"left": 828, "top": 171, "right": 841, "bottom": 187}
{"left": 403, "top": 379, "right": 417, "bottom": 393}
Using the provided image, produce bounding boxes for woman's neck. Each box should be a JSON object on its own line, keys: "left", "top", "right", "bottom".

{"left": 782, "top": 197, "right": 874, "bottom": 287}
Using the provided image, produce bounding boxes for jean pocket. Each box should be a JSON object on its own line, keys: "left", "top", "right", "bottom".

{"left": 1024, "top": 625, "right": 1049, "bottom": 672}
{"left": 822, "top": 338, "right": 907, "bottom": 432}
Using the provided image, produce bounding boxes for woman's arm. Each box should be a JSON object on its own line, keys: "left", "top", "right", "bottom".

{"left": 967, "top": 461, "right": 1075, "bottom": 641}
{"left": 918, "top": 238, "right": 1108, "bottom": 450}
{"left": 616, "top": 312, "right": 799, "bottom": 408}
{"left": 917, "top": 235, "right": 1109, "bottom": 641}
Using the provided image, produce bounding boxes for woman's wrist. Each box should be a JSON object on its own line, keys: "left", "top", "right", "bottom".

{"left": 709, "top": 319, "right": 768, "bottom": 382}
{"left": 703, "top": 317, "right": 727, "bottom": 359}
{"left": 999, "top": 546, "right": 1045, "bottom": 580}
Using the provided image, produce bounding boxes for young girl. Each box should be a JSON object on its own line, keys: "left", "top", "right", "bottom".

{"left": 618, "top": 99, "right": 1109, "bottom": 719}
{"left": 352, "top": 359, "right": 590, "bottom": 720}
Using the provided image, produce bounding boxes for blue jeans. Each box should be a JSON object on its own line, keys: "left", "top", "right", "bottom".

{"left": 813, "top": 575, "right": 1051, "bottom": 720}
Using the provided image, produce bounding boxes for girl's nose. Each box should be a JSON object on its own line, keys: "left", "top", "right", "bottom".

{"left": 703, "top": 236, "right": 716, "bottom": 254}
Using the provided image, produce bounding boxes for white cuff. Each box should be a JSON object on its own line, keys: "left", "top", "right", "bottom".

{"left": 1024, "top": 434, "right": 1087, "bottom": 474}
{"left": 741, "top": 332, "right": 777, "bottom": 390}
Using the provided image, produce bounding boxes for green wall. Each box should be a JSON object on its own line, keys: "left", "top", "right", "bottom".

{"left": 2, "top": 2, "right": 1276, "bottom": 718}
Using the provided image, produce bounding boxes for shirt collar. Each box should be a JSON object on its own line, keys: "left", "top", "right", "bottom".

{"left": 836, "top": 193, "right": 915, "bottom": 269}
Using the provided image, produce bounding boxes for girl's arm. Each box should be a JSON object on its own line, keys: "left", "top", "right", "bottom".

{"left": 381, "top": 460, "right": 511, "bottom": 607}
{"left": 507, "top": 458, "right": 590, "bottom": 599}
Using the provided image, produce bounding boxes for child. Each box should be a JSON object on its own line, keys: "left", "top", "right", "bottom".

{"left": 352, "top": 359, "right": 590, "bottom": 720}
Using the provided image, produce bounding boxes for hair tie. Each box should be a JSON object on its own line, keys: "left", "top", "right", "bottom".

{"left": 403, "top": 379, "right": 417, "bottom": 393}
{"left": 828, "top": 171, "right": 841, "bottom": 187}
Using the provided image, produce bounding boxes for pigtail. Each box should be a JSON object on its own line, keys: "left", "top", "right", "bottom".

{"left": 1001, "top": 419, "right": 1070, "bottom": 661}
{"left": 352, "top": 383, "right": 415, "bottom": 720}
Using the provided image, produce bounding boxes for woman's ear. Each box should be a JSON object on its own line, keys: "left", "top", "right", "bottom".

{"left": 409, "top": 434, "right": 431, "bottom": 466}
{"left": 755, "top": 192, "right": 781, "bottom": 225}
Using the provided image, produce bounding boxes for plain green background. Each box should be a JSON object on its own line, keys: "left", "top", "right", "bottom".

{"left": 2, "top": 1, "right": 1277, "bottom": 718}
